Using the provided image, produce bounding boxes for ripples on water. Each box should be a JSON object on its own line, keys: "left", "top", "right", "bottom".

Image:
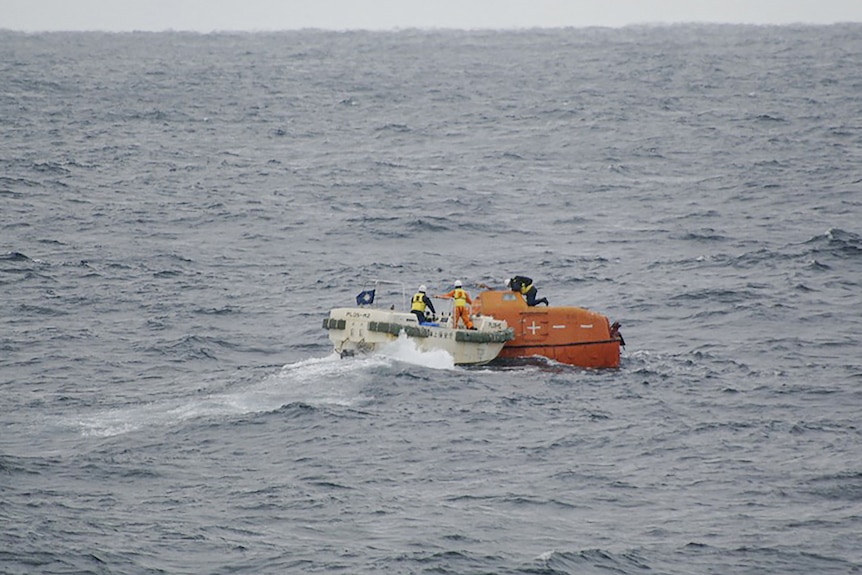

{"left": 2, "top": 25, "right": 862, "bottom": 574}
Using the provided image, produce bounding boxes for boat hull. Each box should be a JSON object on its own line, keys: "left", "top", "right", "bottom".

{"left": 472, "top": 290, "right": 622, "bottom": 368}
{"left": 323, "top": 307, "right": 513, "bottom": 366}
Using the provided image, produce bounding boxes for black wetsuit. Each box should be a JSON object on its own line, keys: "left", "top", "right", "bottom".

{"left": 511, "top": 276, "right": 549, "bottom": 306}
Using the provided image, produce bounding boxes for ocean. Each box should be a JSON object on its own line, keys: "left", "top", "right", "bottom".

{"left": 1, "top": 24, "right": 861, "bottom": 574}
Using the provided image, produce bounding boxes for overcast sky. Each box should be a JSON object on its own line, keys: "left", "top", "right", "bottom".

{"left": 4, "top": 0, "right": 862, "bottom": 32}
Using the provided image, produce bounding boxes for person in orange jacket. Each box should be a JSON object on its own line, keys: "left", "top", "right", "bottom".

{"left": 435, "top": 280, "right": 475, "bottom": 330}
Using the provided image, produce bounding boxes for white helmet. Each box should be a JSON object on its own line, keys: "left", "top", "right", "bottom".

{"left": 504, "top": 278, "right": 511, "bottom": 287}
{"left": 454, "top": 280, "right": 462, "bottom": 287}
{"left": 419, "top": 285, "right": 427, "bottom": 292}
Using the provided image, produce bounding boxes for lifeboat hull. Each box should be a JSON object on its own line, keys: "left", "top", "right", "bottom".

{"left": 472, "top": 290, "right": 621, "bottom": 369}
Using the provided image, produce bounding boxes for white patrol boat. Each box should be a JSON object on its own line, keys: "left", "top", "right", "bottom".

{"left": 323, "top": 281, "right": 514, "bottom": 366}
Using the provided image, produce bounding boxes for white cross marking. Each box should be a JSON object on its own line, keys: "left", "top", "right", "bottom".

{"left": 527, "top": 321, "right": 542, "bottom": 335}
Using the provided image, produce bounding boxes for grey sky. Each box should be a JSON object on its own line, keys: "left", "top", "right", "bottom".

{"left": 4, "top": 0, "right": 862, "bottom": 32}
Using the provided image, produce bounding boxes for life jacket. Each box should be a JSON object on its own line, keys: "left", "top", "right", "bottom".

{"left": 453, "top": 288, "right": 469, "bottom": 307}
{"left": 411, "top": 292, "right": 427, "bottom": 312}
{"left": 513, "top": 276, "right": 533, "bottom": 294}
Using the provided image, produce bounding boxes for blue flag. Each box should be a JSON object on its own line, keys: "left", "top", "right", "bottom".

{"left": 355, "top": 289, "right": 375, "bottom": 306}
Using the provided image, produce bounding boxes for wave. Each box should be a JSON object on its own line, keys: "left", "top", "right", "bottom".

{"left": 1, "top": 251, "right": 33, "bottom": 263}
{"left": 803, "top": 470, "right": 862, "bottom": 502}
{"left": 805, "top": 228, "right": 862, "bottom": 259}
{"left": 533, "top": 548, "right": 653, "bottom": 575}
{"left": 526, "top": 543, "right": 860, "bottom": 575}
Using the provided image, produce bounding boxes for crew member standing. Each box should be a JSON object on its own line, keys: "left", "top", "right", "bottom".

{"left": 410, "top": 285, "right": 436, "bottom": 324}
{"left": 506, "top": 275, "right": 549, "bottom": 306}
{"left": 435, "top": 280, "right": 475, "bottom": 330}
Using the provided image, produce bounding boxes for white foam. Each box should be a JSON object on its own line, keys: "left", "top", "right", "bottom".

{"left": 375, "top": 331, "right": 456, "bottom": 370}
{"left": 72, "top": 353, "right": 387, "bottom": 438}
{"left": 70, "top": 342, "right": 459, "bottom": 438}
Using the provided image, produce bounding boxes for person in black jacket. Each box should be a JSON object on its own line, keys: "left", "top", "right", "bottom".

{"left": 506, "top": 275, "right": 549, "bottom": 306}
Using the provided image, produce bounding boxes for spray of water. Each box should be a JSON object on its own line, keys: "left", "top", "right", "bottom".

{"left": 375, "top": 331, "right": 456, "bottom": 370}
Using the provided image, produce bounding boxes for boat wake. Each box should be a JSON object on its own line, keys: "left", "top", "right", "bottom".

{"left": 68, "top": 355, "right": 379, "bottom": 437}
{"left": 68, "top": 346, "right": 455, "bottom": 438}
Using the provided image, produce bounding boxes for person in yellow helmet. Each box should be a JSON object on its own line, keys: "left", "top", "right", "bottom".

{"left": 410, "top": 285, "right": 436, "bottom": 324}
{"left": 435, "top": 280, "right": 475, "bottom": 330}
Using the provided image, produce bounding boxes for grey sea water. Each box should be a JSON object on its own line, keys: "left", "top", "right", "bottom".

{"left": 2, "top": 25, "right": 861, "bottom": 574}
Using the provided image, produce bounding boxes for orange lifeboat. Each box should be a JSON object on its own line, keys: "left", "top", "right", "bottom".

{"left": 472, "top": 290, "right": 623, "bottom": 368}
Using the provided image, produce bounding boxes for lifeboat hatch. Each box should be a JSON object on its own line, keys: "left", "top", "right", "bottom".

{"left": 520, "top": 315, "right": 549, "bottom": 341}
